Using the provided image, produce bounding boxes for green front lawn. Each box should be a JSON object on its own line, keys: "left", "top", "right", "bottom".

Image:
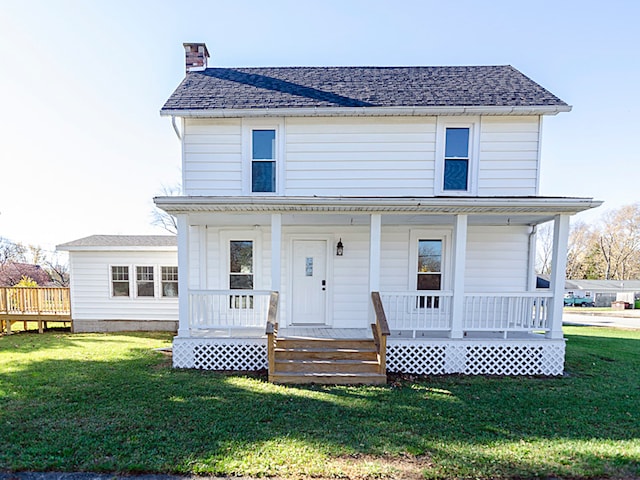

{"left": 0, "top": 327, "right": 638, "bottom": 479}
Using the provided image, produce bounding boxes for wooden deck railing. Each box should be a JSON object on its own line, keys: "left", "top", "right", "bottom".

{"left": 0, "top": 287, "right": 72, "bottom": 334}
{"left": 371, "top": 292, "right": 390, "bottom": 375}
{"left": 265, "top": 291, "right": 280, "bottom": 382}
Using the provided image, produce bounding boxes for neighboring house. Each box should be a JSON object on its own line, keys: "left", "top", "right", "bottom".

{"left": 57, "top": 235, "right": 178, "bottom": 333}
{"left": 0, "top": 262, "right": 52, "bottom": 286}
{"left": 155, "top": 43, "right": 602, "bottom": 382}
{"left": 539, "top": 276, "right": 640, "bottom": 307}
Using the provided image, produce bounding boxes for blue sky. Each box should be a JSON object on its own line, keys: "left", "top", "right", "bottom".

{"left": 0, "top": 0, "right": 638, "bottom": 251}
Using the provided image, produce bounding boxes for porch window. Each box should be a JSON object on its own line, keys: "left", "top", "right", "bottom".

{"left": 443, "top": 127, "right": 470, "bottom": 191}
{"left": 251, "top": 130, "right": 276, "bottom": 193}
{"left": 229, "top": 240, "right": 254, "bottom": 308}
{"left": 111, "top": 266, "right": 130, "bottom": 297}
{"left": 161, "top": 266, "right": 178, "bottom": 297}
{"left": 136, "top": 266, "right": 155, "bottom": 297}
{"left": 417, "top": 239, "right": 442, "bottom": 308}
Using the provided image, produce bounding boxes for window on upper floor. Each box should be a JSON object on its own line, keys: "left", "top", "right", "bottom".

{"left": 251, "top": 129, "right": 276, "bottom": 193}
{"left": 436, "top": 119, "right": 478, "bottom": 195}
{"left": 443, "top": 127, "right": 470, "bottom": 191}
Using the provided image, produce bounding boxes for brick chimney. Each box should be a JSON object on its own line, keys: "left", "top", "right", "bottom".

{"left": 183, "top": 43, "right": 209, "bottom": 73}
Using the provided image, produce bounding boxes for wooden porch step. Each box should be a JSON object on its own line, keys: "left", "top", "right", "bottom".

{"left": 274, "top": 347, "right": 378, "bottom": 361}
{"left": 269, "top": 336, "right": 386, "bottom": 385}
{"left": 276, "top": 338, "right": 374, "bottom": 349}
{"left": 269, "top": 372, "right": 387, "bottom": 385}
{"left": 275, "top": 359, "right": 380, "bottom": 373}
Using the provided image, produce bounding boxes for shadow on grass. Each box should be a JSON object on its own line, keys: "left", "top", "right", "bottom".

{"left": 0, "top": 330, "right": 638, "bottom": 478}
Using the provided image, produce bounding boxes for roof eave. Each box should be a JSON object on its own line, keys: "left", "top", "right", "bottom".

{"left": 154, "top": 196, "right": 601, "bottom": 216}
{"left": 56, "top": 245, "right": 178, "bottom": 252}
{"left": 160, "top": 105, "right": 571, "bottom": 118}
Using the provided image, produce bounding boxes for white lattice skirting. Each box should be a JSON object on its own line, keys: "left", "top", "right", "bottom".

{"left": 172, "top": 337, "right": 565, "bottom": 376}
{"left": 173, "top": 337, "right": 267, "bottom": 370}
{"left": 387, "top": 339, "right": 566, "bottom": 376}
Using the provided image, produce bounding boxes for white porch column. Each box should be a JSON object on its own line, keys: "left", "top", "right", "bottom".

{"left": 369, "top": 214, "right": 382, "bottom": 293}
{"left": 271, "top": 213, "right": 282, "bottom": 292}
{"left": 450, "top": 214, "right": 468, "bottom": 339}
{"left": 177, "top": 214, "right": 190, "bottom": 337}
{"left": 548, "top": 214, "right": 570, "bottom": 339}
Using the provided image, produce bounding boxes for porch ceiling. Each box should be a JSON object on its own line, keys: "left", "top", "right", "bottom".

{"left": 155, "top": 196, "right": 602, "bottom": 226}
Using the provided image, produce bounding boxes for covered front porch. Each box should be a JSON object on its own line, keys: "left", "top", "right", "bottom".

{"left": 156, "top": 195, "right": 600, "bottom": 379}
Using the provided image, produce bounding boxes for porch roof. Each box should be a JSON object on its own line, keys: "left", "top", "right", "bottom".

{"left": 155, "top": 196, "right": 601, "bottom": 224}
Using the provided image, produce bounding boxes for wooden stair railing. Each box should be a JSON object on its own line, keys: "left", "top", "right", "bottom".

{"left": 266, "top": 291, "right": 388, "bottom": 385}
{"left": 265, "top": 291, "right": 279, "bottom": 382}
{"left": 371, "top": 291, "right": 390, "bottom": 375}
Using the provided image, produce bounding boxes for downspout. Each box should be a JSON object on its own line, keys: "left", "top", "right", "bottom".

{"left": 171, "top": 115, "right": 182, "bottom": 140}
{"left": 527, "top": 225, "right": 538, "bottom": 291}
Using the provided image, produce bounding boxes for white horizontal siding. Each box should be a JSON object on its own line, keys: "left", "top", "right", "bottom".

{"left": 478, "top": 117, "right": 540, "bottom": 196}
{"left": 183, "top": 118, "right": 242, "bottom": 196}
{"left": 285, "top": 117, "right": 436, "bottom": 196}
{"left": 380, "top": 228, "right": 411, "bottom": 291}
{"left": 68, "top": 250, "right": 178, "bottom": 321}
{"left": 378, "top": 225, "right": 529, "bottom": 293}
{"left": 330, "top": 228, "right": 370, "bottom": 328}
{"left": 189, "top": 221, "right": 531, "bottom": 329}
{"left": 466, "top": 226, "right": 529, "bottom": 292}
{"left": 181, "top": 116, "right": 543, "bottom": 198}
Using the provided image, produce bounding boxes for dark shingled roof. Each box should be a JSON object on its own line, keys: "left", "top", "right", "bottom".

{"left": 161, "top": 65, "right": 568, "bottom": 112}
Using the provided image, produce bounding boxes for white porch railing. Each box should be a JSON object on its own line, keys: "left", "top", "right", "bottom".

{"left": 189, "top": 290, "right": 273, "bottom": 330}
{"left": 463, "top": 292, "right": 551, "bottom": 332}
{"left": 381, "top": 291, "right": 552, "bottom": 336}
{"left": 380, "top": 291, "right": 454, "bottom": 334}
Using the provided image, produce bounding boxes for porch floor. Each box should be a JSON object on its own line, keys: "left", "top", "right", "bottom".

{"left": 185, "top": 327, "right": 550, "bottom": 341}
{"left": 187, "top": 327, "right": 373, "bottom": 339}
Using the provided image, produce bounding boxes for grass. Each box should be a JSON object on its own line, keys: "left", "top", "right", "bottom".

{"left": 0, "top": 327, "right": 638, "bottom": 479}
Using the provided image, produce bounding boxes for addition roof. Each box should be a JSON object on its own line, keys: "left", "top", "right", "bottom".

{"left": 57, "top": 235, "right": 177, "bottom": 251}
{"left": 161, "top": 65, "right": 570, "bottom": 116}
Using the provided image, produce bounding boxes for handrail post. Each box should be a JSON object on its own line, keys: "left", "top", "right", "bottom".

{"left": 265, "top": 291, "right": 279, "bottom": 381}
{"left": 371, "top": 292, "right": 390, "bottom": 376}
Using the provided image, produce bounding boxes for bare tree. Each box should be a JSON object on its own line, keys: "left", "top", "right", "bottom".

{"left": 45, "top": 260, "right": 70, "bottom": 287}
{"left": 598, "top": 204, "right": 640, "bottom": 280}
{"left": 27, "top": 244, "right": 47, "bottom": 265}
{"left": 151, "top": 184, "right": 181, "bottom": 234}
{"left": 0, "top": 237, "right": 26, "bottom": 265}
{"left": 535, "top": 222, "right": 554, "bottom": 274}
{"left": 566, "top": 222, "right": 599, "bottom": 279}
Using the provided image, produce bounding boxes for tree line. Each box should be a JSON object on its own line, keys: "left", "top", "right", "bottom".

{"left": 537, "top": 203, "right": 640, "bottom": 280}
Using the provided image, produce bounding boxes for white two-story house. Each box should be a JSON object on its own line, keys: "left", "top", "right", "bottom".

{"left": 155, "top": 43, "right": 601, "bottom": 383}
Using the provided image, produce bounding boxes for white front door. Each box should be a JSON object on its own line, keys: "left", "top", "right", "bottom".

{"left": 291, "top": 240, "right": 327, "bottom": 325}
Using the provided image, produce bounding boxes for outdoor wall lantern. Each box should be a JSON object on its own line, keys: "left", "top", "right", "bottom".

{"left": 336, "top": 238, "right": 344, "bottom": 256}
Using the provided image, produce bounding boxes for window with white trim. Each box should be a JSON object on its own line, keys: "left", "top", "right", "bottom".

{"left": 436, "top": 119, "right": 478, "bottom": 195}
{"left": 229, "top": 240, "right": 254, "bottom": 308}
{"left": 161, "top": 266, "right": 179, "bottom": 297}
{"left": 136, "top": 266, "right": 155, "bottom": 297}
{"left": 443, "top": 127, "right": 470, "bottom": 191}
{"left": 417, "top": 239, "right": 442, "bottom": 308}
{"left": 251, "top": 129, "right": 276, "bottom": 193}
{"left": 111, "top": 266, "right": 130, "bottom": 297}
